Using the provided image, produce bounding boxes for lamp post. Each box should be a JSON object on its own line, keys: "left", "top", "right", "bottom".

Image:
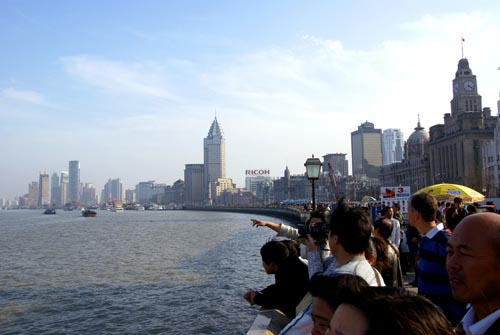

{"left": 304, "top": 155, "right": 322, "bottom": 210}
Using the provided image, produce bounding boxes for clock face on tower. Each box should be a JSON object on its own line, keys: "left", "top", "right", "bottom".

{"left": 464, "top": 80, "right": 475, "bottom": 91}
{"left": 453, "top": 82, "right": 459, "bottom": 94}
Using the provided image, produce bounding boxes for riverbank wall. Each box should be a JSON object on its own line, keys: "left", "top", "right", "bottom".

{"left": 183, "top": 206, "right": 307, "bottom": 226}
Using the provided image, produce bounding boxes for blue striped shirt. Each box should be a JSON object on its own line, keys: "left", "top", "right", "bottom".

{"left": 418, "top": 224, "right": 465, "bottom": 324}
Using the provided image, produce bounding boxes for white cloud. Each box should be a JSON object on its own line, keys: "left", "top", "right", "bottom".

{"left": 60, "top": 56, "right": 179, "bottom": 101}
{"left": 1, "top": 88, "right": 47, "bottom": 105}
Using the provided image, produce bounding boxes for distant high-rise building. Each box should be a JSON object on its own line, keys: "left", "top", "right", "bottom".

{"left": 102, "top": 178, "right": 123, "bottom": 203}
{"left": 38, "top": 172, "right": 50, "bottom": 207}
{"left": 245, "top": 176, "right": 273, "bottom": 204}
{"left": 28, "top": 181, "right": 38, "bottom": 208}
{"left": 60, "top": 171, "right": 69, "bottom": 206}
{"left": 184, "top": 164, "right": 204, "bottom": 205}
{"left": 351, "top": 122, "right": 382, "bottom": 178}
{"left": 382, "top": 129, "right": 404, "bottom": 166}
{"left": 50, "top": 172, "right": 60, "bottom": 206}
{"left": 203, "top": 117, "right": 225, "bottom": 202}
{"left": 68, "top": 160, "right": 80, "bottom": 203}
{"left": 135, "top": 181, "right": 165, "bottom": 204}
{"left": 125, "top": 189, "right": 135, "bottom": 204}
{"left": 322, "top": 153, "right": 349, "bottom": 177}
{"left": 81, "top": 183, "right": 97, "bottom": 206}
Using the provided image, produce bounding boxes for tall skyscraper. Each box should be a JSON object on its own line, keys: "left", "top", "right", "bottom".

{"left": 382, "top": 129, "right": 404, "bottom": 166}
{"left": 102, "top": 178, "right": 123, "bottom": 203}
{"left": 68, "top": 160, "right": 80, "bottom": 203}
{"left": 351, "top": 122, "right": 382, "bottom": 178}
{"left": 203, "top": 117, "right": 225, "bottom": 202}
{"left": 50, "top": 172, "right": 60, "bottom": 207}
{"left": 38, "top": 172, "right": 50, "bottom": 207}
{"left": 60, "top": 171, "right": 69, "bottom": 206}
{"left": 28, "top": 181, "right": 38, "bottom": 208}
{"left": 81, "top": 183, "right": 97, "bottom": 206}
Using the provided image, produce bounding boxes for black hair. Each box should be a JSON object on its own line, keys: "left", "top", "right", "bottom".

{"left": 381, "top": 206, "right": 392, "bottom": 215}
{"left": 260, "top": 240, "right": 289, "bottom": 267}
{"left": 309, "top": 274, "right": 368, "bottom": 309}
{"left": 328, "top": 199, "right": 373, "bottom": 254}
{"left": 373, "top": 218, "right": 393, "bottom": 240}
{"left": 409, "top": 192, "right": 437, "bottom": 222}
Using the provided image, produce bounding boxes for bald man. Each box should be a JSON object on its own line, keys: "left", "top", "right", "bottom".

{"left": 446, "top": 212, "right": 500, "bottom": 335}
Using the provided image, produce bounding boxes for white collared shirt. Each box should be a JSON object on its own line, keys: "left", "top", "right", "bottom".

{"left": 461, "top": 306, "right": 500, "bottom": 334}
{"left": 425, "top": 222, "right": 444, "bottom": 239}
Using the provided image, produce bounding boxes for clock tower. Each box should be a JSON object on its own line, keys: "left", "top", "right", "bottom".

{"left": 450, "top": 58, "right": 482, "bottom": 116}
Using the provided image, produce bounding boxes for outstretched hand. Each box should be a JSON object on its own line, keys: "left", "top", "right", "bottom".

{"left": 243, "top": 289, "right": 256, "bottom": 305}
{"left": 251, "top": 219, "right": 267, "bottom": 227}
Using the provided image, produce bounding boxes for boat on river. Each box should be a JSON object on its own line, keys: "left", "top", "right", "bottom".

{"left": 82, "top": 209, "right": 97, "bottom": 217}
{"left": 43, "top": 208, "right": 56, "bottom": 215}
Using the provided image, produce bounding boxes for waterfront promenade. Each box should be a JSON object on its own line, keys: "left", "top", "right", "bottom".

{"left": 183, "top": 205, "right": 308, "bottom": 226}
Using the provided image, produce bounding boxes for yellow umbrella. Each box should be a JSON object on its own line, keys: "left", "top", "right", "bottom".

{"left": 416, "top": 183, "right": 485, "bottom": 203}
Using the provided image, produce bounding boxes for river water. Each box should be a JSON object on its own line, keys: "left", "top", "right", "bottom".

{"left": 0, "top": 209, "right": 286, "bottom": 335}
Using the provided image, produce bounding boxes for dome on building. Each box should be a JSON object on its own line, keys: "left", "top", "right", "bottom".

{"left": 407, "top": 118, "right": 429, "bottom": 145}
{"left": 406, "top": 117, "right": 429, "bottom": 158}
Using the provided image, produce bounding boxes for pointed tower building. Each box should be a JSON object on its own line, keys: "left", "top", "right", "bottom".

{"left": 203, "top": 117, "right": 226, "bottom": 202}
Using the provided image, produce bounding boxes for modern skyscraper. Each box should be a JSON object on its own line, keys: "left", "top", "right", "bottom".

{"left": 351, "top": 122, "right": 382, "bottom": 178}
{"left": 68, "top": 160, "right": 80, "bottom": 203}
{"left": 28, "top": 181, "right": 38, "bottom": 208}
{"left": 203, "top": 117, "right": 225, "bottom": 202}
{"left": 382, "top": 129, "right": 404, "bottom": 166}
{"left": 60, "top": 171, "right": 69, "bottom": 206}
{"left": 81, "top": 183, "right": 97, "bottom": 206}
{"left": 102, "top": 178, "right": 123, "bottom": 203}
{"left": 50, "top": 172, "right": 60, "bottom": 207}
{"left": 38, "top": 172, "right": 50, "bottom": 207}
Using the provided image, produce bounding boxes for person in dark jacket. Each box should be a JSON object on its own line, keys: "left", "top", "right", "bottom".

{"left": 445, "top": 197, "right": 467, "bottom": 231}
{"left": 243, "top": 240, "right": 309, "bottom": 319}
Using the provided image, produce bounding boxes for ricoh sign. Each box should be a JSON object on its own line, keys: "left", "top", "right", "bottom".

{"left": 245, "top": 169, "right": 271, "bottom": 176}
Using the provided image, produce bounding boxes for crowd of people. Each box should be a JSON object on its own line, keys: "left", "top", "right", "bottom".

{"left": 243, "top": 193, "right": 500, "bottom": 335}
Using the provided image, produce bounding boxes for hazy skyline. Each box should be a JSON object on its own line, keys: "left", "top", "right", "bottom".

{"left": 2, "top": 1, "right": 500, "bottom": 199}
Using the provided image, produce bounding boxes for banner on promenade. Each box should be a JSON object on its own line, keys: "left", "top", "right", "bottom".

{"left": 380, "top": 186, "right": 411, "bottom": 214}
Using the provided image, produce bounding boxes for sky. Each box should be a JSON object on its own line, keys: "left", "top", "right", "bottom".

{"left": 1, "top": 1, "right": 500, "bottom": 200}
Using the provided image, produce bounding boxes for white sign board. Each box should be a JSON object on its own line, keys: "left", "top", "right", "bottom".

{"left": 380, "top": 186, "right": 411, "bottom": 214}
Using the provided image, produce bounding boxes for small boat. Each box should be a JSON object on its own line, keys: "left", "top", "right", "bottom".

{"left": 44, "top": 208, "right": 56, "bottom": 215}
{"left": 111, "top": 206, "right": 124, "bottom": 212}
{"left": 82, "top": 209, "right": 97, "bottom": 217}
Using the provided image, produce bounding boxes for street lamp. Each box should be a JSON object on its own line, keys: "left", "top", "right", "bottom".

{"left": 304, "top": 155, "right": 322, "bottom": 210}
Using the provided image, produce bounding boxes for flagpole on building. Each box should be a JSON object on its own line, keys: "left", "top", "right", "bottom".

{"left": 461, "top": 37, "right": 465, "bottom": 59}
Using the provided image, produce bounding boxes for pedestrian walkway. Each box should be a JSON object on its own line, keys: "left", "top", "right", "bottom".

{"left": 403, "top": 270, "right": 417, "bottom": 293}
